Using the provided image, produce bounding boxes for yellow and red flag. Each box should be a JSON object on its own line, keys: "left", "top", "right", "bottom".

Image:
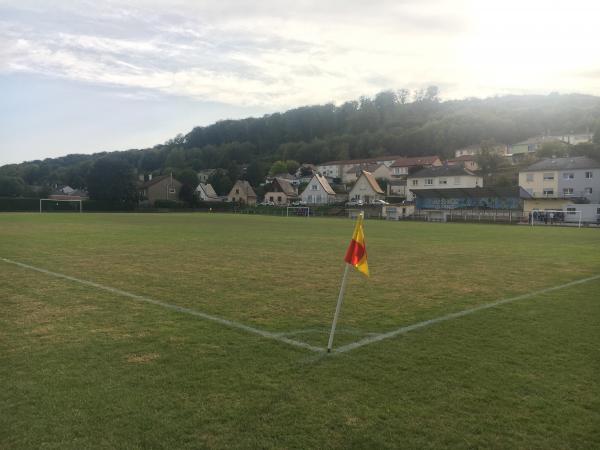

{"left": 344, "top": 212, "right": 369, "bottom": 277}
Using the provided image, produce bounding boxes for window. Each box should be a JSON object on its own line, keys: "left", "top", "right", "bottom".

{"left": 425, "top": 178, "right": 433, "bottom": 186}
{"left": 543, "top": 173, "right": 554, "bottom": 180}
{"left": 597, "top": 208, "right": 600, "bottom": 215}
{"left": 585, "top": 171, "right": 593, "bottom": 179}
{"left": 438, "top": 178, "right": 447, "bottom": 185}
{"left": 585, "top": 187, "right": 593, "bottom": 194}
{"left": 311, "top": 184, "right": 318, "bottom": 190}
{"left": 412, "top": 179, "right": 418, "bottom": 186}
{"left": 563, "top": 188, "right": 573, "bottom": 195}
{"left": 307, "top": 195, "right": 313, "bottom": 202}
{"left": 543, "top": 188, "right": 554, "bottom": 195}
{"left": 316, "top": 195, "right": 322, "bottom": 203}
{"left": 235, "top": 189, "right": 239, "bottom": 194}
{"left": 526, "top": 173, "right": 534, "bottom": 182}
{"left": 563, "top": 172, "right": 574, "bottom": 180}
{"left": 454, "top": 177, "right": 461, "bottom": 185}
{"left": 567, "top": 207, "right": 577, "bottom": 215}
{"left": 269, "top": 196, "right": 274, "bottom": 201}
{"left": 277, "top": 196, "right": 282, "bottom": 202}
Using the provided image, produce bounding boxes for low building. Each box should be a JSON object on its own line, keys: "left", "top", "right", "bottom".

{"left": 519, "top": 156, "right": 600, "bottom": 203}
{"left": 227, "top": 180, "right": 257, "bottom": 205}
{"left": 381, "top": 203, "right": 415, "bottom": 220}
{"left": 300, "top": 173, "right": 337, "bottom": 204}
{"left": 263, "top": 177, "right": 298, "bottom": 205}
{"left": 407, "top": 165, "right": 483, "bottom": 201}
{"left": 348, "top": 171, "right": 385, "bottom": 203}
{"left": 412, "top": 186, "right": 530, "bottom": 210}
{"left": 138, "top": 174, "right": 182, "bottom": 205}
{"left": 454, "top": 144, "right": 509, "bottom": 158}
{"left": 509, "top": 136, "right": 562, "bottom": 156}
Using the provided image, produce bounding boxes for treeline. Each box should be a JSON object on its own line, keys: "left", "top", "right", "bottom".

{"left": 1, "top": 91, "right": 600, "bottom": 199}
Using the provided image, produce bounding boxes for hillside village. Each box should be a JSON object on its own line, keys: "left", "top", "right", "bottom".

{"left": 32, "top": 131, "right": 600, "bottom": 225}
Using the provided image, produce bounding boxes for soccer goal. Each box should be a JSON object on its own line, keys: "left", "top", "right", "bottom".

{"left": 286, "top": 206, "right": 311, "bottom": 217}
{"left": 529, "top": 209, "right": 581, "bottom": 228}
{"left": 40, "top": 199, "right": 83, "bottom": 213}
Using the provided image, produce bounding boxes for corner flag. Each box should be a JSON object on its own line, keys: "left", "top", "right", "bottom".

{"left": 344, "top": 212, "right": 369, "bottom": 277}
{"left": 327, "top": 212, "right": 369, "bottom": 352}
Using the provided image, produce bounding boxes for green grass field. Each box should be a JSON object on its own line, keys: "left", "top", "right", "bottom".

{"left": 1, "top": 212, "right": 599, "bottom": 448}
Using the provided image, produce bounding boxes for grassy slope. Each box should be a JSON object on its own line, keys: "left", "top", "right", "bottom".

{"left": 1, "top": 213, "right": 599, "bottom": 448}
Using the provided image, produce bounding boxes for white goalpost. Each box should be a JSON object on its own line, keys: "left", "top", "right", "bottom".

{"left": 286, "top": 206, "right": 311, "bottom": 217}
{"left": 529, "top": 209, "right": 581, "bottom": 228}
{"left": 40, "top": 199, "right": 83, "bottom": 213}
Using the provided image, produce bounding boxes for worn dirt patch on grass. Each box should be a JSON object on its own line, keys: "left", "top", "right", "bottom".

{"left": 126, "top": 353, "right": 160, "bottom": 363}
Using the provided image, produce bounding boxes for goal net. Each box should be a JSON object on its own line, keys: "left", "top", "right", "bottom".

{"left": 40, "top": 199, "right": 83, "bottom": 213}
{"left": 529, "top": 209, "right": 581, "bottom": 228}
{"left": 286, "top": 206, "right": 311, "bottom": 217}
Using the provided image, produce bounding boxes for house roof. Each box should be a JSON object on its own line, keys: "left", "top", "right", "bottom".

{"left": 139, "top": 175, "right": 178, "bottom": 189}
{"left": 513, "top": 135, "right": 562, "bottom": 146}
{"left": 196, "top": 183, "right": 218, "bottom": 198}
{"left": 411, "top": 186, "right": 531, "bottom": 199}
{"left": 410, "top": 165, "right": 477, "bottom": 178}
{"left": 319, "top": 155, "right": 404, "bottom": 166}
{"left": 345, "top": 163, "right": 380, "bottom": 174}
{"left": 230, "top": 180, "right": 257, "bottom": 198}
{"left": 449, "top": 154, "right": 478, "bottom": 162}
{"left": 522, "top": 156, "right": 600, "bottom": 171}
{"left": 390, "top": 156, "right": 440, "bottom": 168}
{"left": 314, "top": 173, "right": 336, "bottom": 195}
{"left": 359, "top": 170, "right": 385, "bottom": 194}
{"left": 272, "top": 177, "right": 297, "bottom": 196}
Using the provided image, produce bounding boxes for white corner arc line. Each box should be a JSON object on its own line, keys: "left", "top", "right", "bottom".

{"left": 334, "top": 274, "right": 600, "bottom": 354}
{"left": 1, "top": 257, "right": 325, "bottom": 353}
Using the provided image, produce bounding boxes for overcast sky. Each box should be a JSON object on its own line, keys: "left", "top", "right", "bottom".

{"left": 1, "top": 0, "right": 600, "bottom": 165}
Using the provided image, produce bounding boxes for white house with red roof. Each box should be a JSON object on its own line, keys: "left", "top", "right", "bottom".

{"left": 348, "top": 171, "right": 385, "bottom": 204}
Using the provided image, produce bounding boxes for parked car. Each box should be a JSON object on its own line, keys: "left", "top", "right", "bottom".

{"left": 371, "top": 199, "right": 389, "bottom": 205}
{"left": 259, "top": 200, "right": 275, "bottom": 206}
{"left": 346, "top": 199, "right": 364, "bottom": 207}
{"left": 291, "top": 200, "right": 307, "bottom": 206}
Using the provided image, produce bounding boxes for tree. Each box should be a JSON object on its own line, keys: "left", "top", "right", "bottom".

{"left": 397, "top": 88, "right": 410, "bottom": 104}
{"left": 0, "top": 176, "right": 25, "bottom": 197}
{"left": 537, "top": 140, "right": 569, "bottom": 158}
{"left": 244, "top": 160, "right": 267, "bottom": 186}
{"left": 207, "top": 169, "right": 233, "bottom": 196}
{"left": 425, "top": 86, "right": 440, "bottom": 102}
{"left": 86, "top": 158, "right": 137, "bottom": 202}
{"left": 175, "top": 168, "right": 199, "bottom": 204}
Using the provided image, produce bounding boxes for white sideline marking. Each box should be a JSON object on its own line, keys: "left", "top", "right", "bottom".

{"left": 1, "top": 257, "right": 325, "bottom": 353}
{"left": 333, "top": 274, "right": 600, "bottom": 354}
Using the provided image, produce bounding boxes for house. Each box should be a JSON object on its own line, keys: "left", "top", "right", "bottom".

{"left": 454, "top": 144, "right": 509, "bottom": 158}
{"left": 389, "top": 156, "right": 442, "bottom": 177}
{"left": 412, "top": 186, "right": 529, "bottom": 210}
{"left": 407, "top": 165, "right": 483, "bottom": 201}
{"left": 548, "top": 133, "right": 593, "bottom": 145}
{"left": 198, "top": 169, "right": 216, "bottom": 183}
{"left": 348, "top": 171, "right": 385, "bottom": 204}
{"left": 317, "top": 155, "right": 404, "bottom": 180}
{"left": 300, "top": 173, "right": 337, "bottom": 205}
{"left": 387, "top": 179, "right": 407, "bottom": 198}
{"left": 195, "top": 183, "right": 220, "bottom": 202}
{"left": 268, "top": 172, "right": 300, "bottom": 186}
{"left": 519, "top": 156, "right": 600, "bottom": 203}
{"left": 447, "top": 154, "right": 479, "bottom": 172}
{"left": 227, "top": 180, "right": 257, "bottom": 205}
{"left": 49, "top": 185, "right": 89, "bottom": 200}
{"left": 263, "top": 177, "right": 298, "bottom": 205}
{"left": 138, "top": 174, "right": 182, "bottom": 205}
{"left": 344, "top": 163, "right": 392, "bottom": 183}
{"left": 509, "top": 136, "right": 562, "bottom": 156}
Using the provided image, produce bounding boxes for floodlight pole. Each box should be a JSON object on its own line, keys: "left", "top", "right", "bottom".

{"left": 327, "top": 264, "right": 350, "bottom": 353}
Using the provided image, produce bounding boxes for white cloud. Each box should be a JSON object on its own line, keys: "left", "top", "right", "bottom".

{"left": 1, "top": 0, "right": 599, "bottom": 109}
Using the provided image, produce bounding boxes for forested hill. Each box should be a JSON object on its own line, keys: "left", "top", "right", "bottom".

{"left": 2, "top": 91, "right": 600, "bottom": 194}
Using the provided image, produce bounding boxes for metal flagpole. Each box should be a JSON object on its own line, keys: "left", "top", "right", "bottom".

{"left": 327, "top": 263, "right": 351, "bottom": 353}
